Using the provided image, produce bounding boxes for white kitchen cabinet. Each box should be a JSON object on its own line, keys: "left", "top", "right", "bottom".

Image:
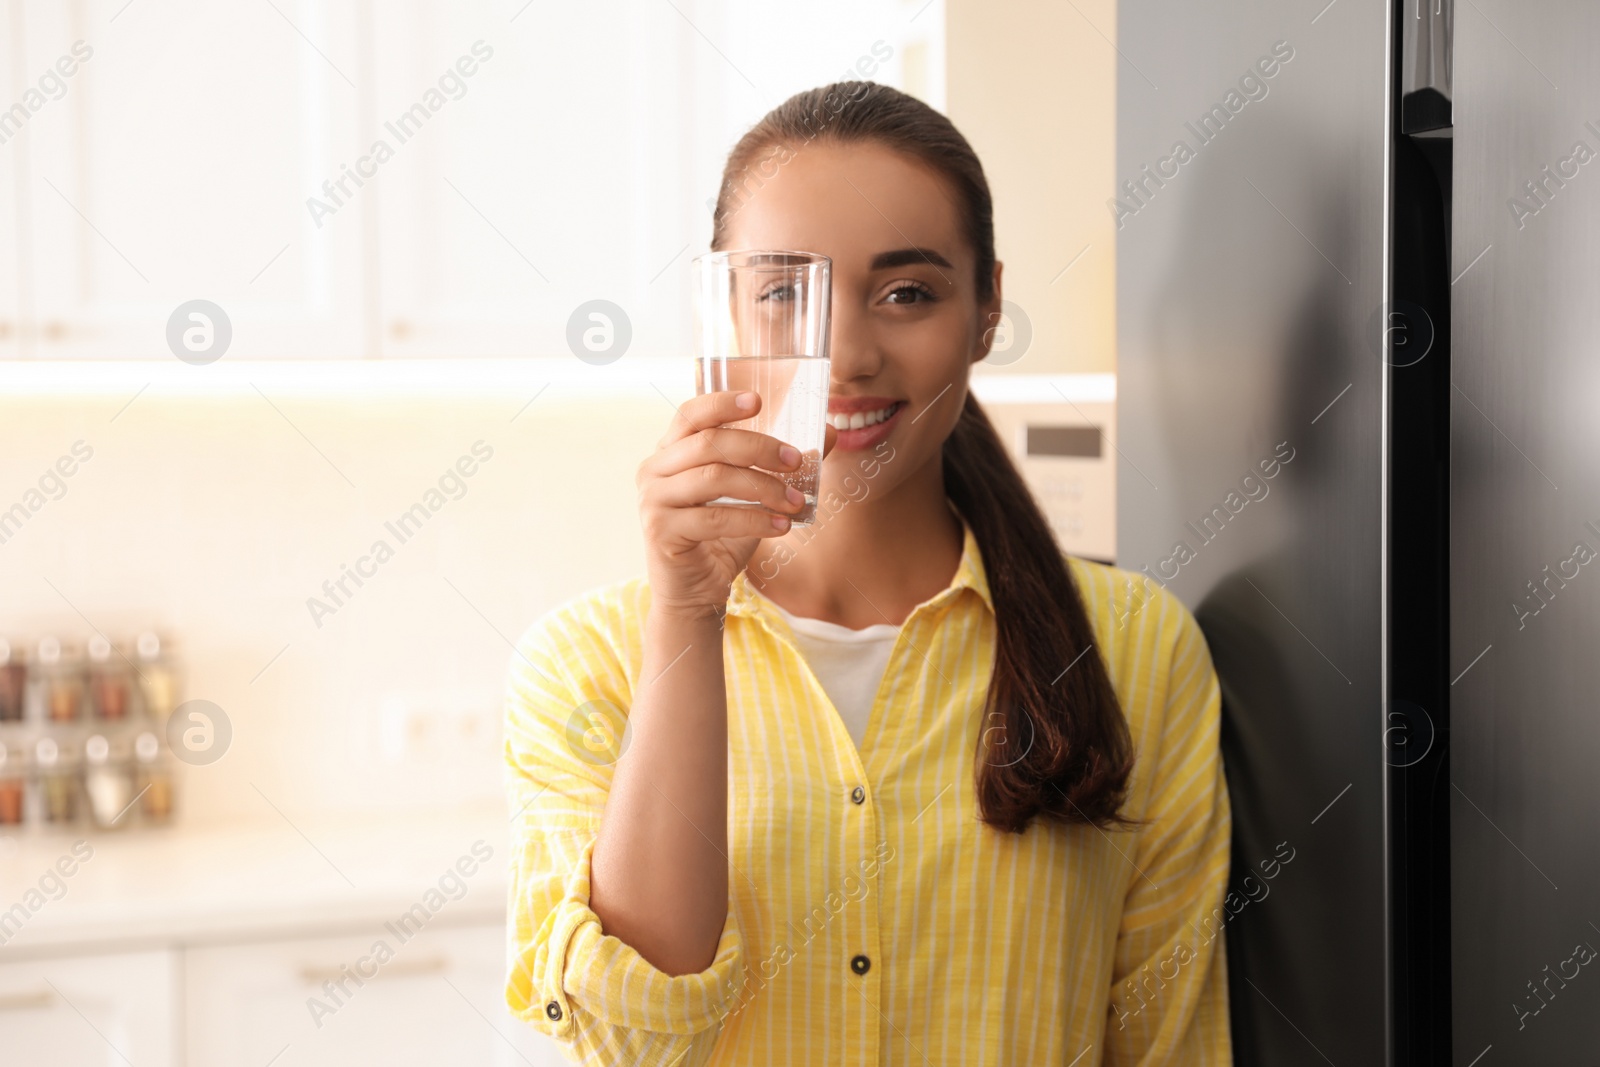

{"left": 2, "top": 0, "right": 939, "bottom": 361}
{"left": 15, "top": 0, "right": 368, "bottom": 359}
{"left": 0, "top": 157, "right": 18, "bottom": 360}
{"left": 0, "top": 3, "right": 20, "bottom": 359}
{"left": 0, "top": 948, "right": 180, "bottom": 1066}
{"left": 366, "top": 0, "right": 932, "bottom": 362}
{"left": 369, "top": 0, "right": 693, "bottom": 360}
{"left": 185, "top": 920, "right": 565, "bottom": 1067}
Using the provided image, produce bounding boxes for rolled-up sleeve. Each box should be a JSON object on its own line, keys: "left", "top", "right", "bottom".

{"left": 503, "top": 595, "right": 746, "bottom": 1066}
{"left": 1104, "top": 596, "right": 1233, "bottom": 1065}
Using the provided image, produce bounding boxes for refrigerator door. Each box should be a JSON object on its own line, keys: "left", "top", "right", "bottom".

{"left": 1450, "top": 1, "right": 1600, "bottom": 1059}
{"left": 1116, "top": 1, "right": 1392, "bottom": 1063}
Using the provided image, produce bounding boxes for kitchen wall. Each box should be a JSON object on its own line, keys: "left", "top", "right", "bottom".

{"left": 0, "top": 364, "right": 664, "bottom": 827}
{"left": 947, "top": 0, "right": 1118, "bottom": 375}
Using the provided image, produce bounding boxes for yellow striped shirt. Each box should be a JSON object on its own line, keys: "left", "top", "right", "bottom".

{"left": 503, "top": 514, "right": 1233, "bottom": 1065}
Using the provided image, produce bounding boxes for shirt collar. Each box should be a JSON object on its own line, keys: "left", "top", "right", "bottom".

{"left": 726, "top": 500, "right": 994, "bottom": 621}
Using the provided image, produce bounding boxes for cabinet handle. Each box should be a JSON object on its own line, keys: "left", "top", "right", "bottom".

{"left": 0, "top": 989, "right": 56, "bottom": 1012}
{"left": 297, "top": 955, "right": 449, "bottom": 986}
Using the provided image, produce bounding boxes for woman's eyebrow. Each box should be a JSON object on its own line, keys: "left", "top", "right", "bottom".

{"left": 869, "top": 247, "right": 953, "bottom": 271}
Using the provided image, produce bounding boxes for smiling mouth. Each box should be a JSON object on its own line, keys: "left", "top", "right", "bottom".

{"left": 827, "top": 401, "right": 904, "bottom": 431}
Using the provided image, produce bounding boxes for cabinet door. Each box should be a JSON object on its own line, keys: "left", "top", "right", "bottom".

{"left": 368, "top": 0, "right": 932, "bottom": 362}
{"left": 17, "top": 0, "right": 367, "bottom": 359}
{"left": 185, "top": 921, "right": 565, "bottom": 1067}
{"left": 0, "top": 948, "right": 179, "bottom": 1067}
{"left": 371, "top": 0, "right": 691, "bottom": 360}
{"left": 0, "top": 1, "right": 20, "bottom": 358}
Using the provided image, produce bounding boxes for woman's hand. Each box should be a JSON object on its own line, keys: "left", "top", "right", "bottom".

{"left": 637, "top": 389, "right": 833, "bottom": 619}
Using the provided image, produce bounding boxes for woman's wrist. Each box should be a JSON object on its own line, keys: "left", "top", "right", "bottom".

{"left": 647, "top": 597, "right": 730, "bottom": 626}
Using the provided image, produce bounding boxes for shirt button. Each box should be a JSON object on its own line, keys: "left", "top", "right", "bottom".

{"left": 545, "top": 1000, "right": 563, "bottom": 1021}
{"left": 850, "top": 785, "right": 866, "bottom": 804}
{"left": 850, "top": 954, "right": 871, "bottom": 975}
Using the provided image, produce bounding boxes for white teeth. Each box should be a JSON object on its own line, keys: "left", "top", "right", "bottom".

{"left": 829, "top": 403, "right": 897, "bottom": 431}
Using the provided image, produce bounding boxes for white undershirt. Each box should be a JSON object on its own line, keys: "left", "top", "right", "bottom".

{"left": 764, "top": 596, "right": 900, "bottom": 751}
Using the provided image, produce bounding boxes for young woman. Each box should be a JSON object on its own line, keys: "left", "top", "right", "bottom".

{"left": 504, "top": 82, "right": 1232, "bottom": 1065}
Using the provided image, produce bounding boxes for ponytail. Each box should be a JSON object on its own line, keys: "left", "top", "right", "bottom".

{"left": 944, "top": 394, "right": 1136, "bottom": 832}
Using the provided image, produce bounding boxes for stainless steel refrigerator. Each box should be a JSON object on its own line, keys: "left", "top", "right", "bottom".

{"left": 1115, "top": 0, "right": 1597, "bottom": 1062}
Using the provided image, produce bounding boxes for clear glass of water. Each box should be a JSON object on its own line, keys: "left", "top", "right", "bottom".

{"left": 692, "top": 250, "right": 832, "bottom": 526}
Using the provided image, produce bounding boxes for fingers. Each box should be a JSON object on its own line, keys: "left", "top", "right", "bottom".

{"left": 656, "top": 389, "right": 760, "bottom": 450}
{"left": 648, "top": 462, "right": 805, "bottom": 516}
{"left": 649, "top": 501, "right": 797, "bottom": 544}
{"left": 642, "top": 424, "right": 804, "bottom": 484}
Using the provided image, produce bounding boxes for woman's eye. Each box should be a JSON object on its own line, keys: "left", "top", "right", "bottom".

{"left": 885, "top": 284, "right": 933, "bottom": 305}
{"left": 757, "top": 284, "right": 796, "bottom": 303}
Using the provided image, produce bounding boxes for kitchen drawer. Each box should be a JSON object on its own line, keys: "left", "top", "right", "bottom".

{"left": 185, "top": 920, "right": 563, "bottom": 1066}
{"left": 0, "top": 948, "right": 179, "bottom": 1067}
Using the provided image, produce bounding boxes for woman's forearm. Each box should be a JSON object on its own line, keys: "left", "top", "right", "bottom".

{"left": 588, "top": 604, "right": 731, "bottom": 977}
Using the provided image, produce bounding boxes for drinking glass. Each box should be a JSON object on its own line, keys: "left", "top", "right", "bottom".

{"left": 692, "top": 250, "right": 832, "bottom": 526}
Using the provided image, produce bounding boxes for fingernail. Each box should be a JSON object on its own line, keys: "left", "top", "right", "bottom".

{"left": 786, "top": 487, "right": 804, "bottom": 506}
{"left": 771, "top": 515, "right": 790, "bottom": 530}
{"left": 779, "top": 445, "right": 800, "bottom": 467}
{"left": 736, "top": 391, "right": 758, "bottom": 410}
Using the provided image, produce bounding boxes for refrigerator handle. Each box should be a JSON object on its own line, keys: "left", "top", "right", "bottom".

{"left": 1402, "top": 0, "right": 1453, "bottom": 133}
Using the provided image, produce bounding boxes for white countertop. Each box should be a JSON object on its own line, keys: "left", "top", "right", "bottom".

{"left": 0, "top": 807, "right": 513, "bottom": 960}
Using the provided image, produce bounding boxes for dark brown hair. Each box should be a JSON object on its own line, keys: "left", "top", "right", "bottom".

{"left": 710, "top": 82, "right": 1136, "bottom": 834}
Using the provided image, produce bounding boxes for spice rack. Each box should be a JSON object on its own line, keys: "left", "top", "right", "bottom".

{"left": 0, "top": 632, "right": 181, "bottom": 833}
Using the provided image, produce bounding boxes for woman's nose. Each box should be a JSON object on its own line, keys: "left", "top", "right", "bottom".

{"left": 827, "top": 299, "right": 881, "bottom": 381}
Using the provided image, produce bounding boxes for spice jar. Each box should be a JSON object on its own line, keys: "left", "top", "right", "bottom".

{"left": 84, "top": 733, "right": 134, "bottom": 830}
{"left": 34, "top": 736, "right": 80, "bottom": 825}
{"left": 135, "top": 632, "right": 178, "bottom": 724}
{"left": 87, "top": 636, "right": 130, "bottom": 720}
{"left": 134, "top": 731, "right": 174, "bottom": 824}
{"left": 0, "top": 742, "right": 23, "bottom": 825}
{"left": 38, "top": 638, "right": 84, "bottom": 724}
{"left": 0, "top": 640, "right": 24, "bottom": 722}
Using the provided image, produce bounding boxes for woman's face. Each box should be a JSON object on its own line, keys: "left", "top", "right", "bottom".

{"left": 720, "top": 140, "right": 1002, "bottom": 505}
